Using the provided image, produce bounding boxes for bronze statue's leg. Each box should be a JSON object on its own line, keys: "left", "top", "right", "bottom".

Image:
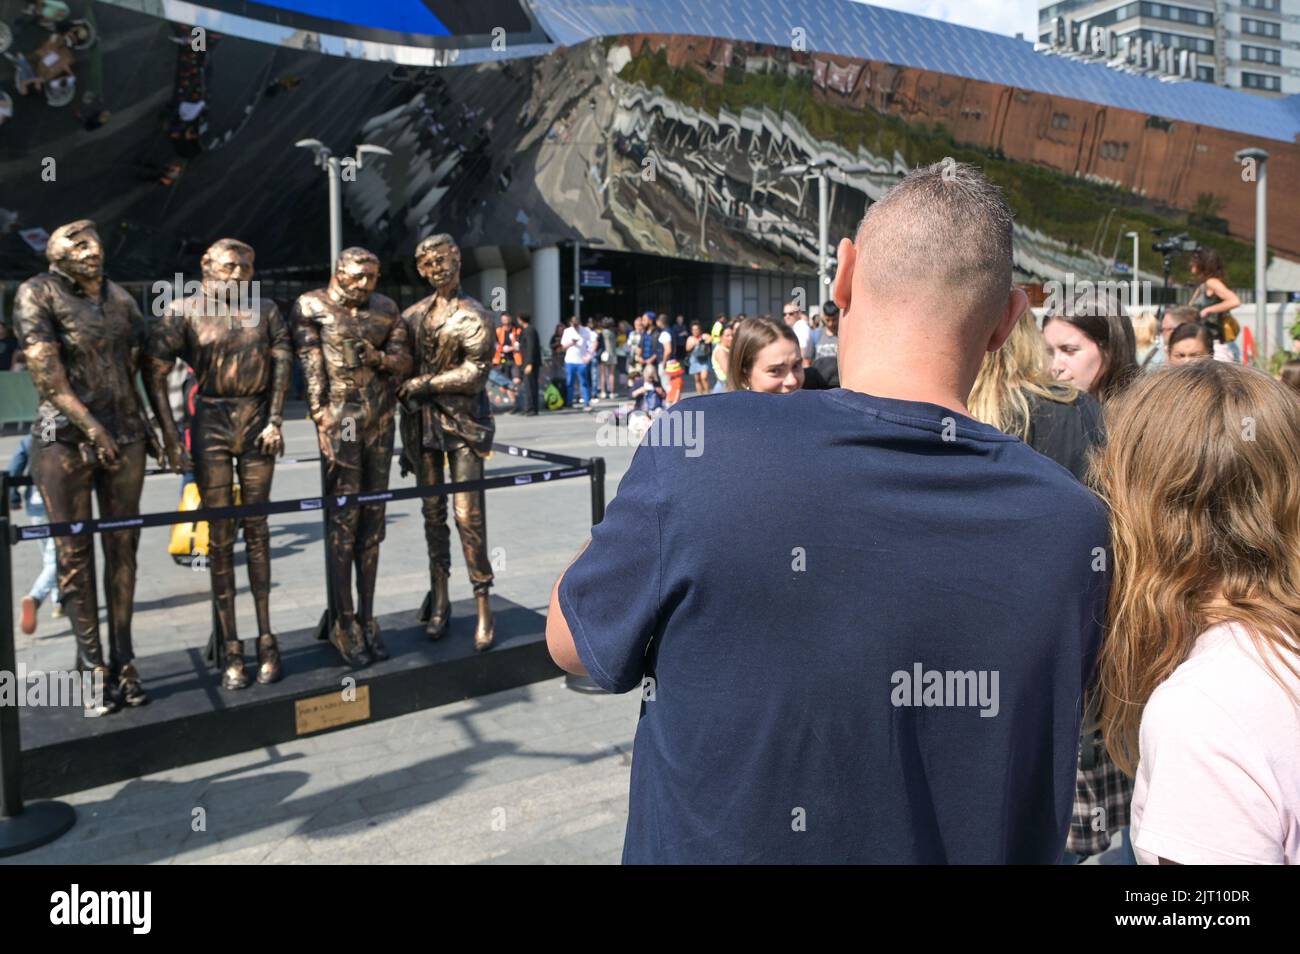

{"left": 32, "top": 439, "right": 102, "bottom": 671}
{"left": 236, "top": 406, "right": 279, "bottom": 683}
{"left": 95, "top": 441, "right": 147, "bottom": 704}
{"left": 418, "top": 446, "right": 452, "bottom": 639}
{"left": 448, "top": 444, "right": 494, "bottom": 593}
{"left": 324, "top": 422, "right": 367, "bottom": 666}
{"left": 236, "top": 447, "right": 275, "bottom": 637}
{"left": 195, "top": 404, "right": 238, "bottom": 644}
{"left": 448, "top": 444, "right": 494, "bottom": 651}
{"left": 355, "top": 418, "right": 394, "bottom": 660}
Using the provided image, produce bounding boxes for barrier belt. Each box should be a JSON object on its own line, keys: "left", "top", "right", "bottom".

{"left": 9, "top": 461, "right": 592, "bottom": 542}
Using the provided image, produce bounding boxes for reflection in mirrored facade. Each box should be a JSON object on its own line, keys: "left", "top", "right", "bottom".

{"left": 2, "top": 2, "right": 1294, "bottom": 343}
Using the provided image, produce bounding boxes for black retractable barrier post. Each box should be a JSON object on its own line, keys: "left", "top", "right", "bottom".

{"left": 565, "top": 456, "right": 607, "bottom": 695}
{"left": 0, "top": 473, "right": 76, "bottom": 856}
{"left": 315, "top": 442, "right": 337, "bottom": 642}
{"left": 589, "top": 456, "right": 606, "bottom": 526}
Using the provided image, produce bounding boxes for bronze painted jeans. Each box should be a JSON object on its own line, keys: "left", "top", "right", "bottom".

{"left": 325, "top": 412, "right": 395, "bottom": 619}
{"left": 31, "top": 438, "right": 146, "bottom": 671}
{"left": 417, "top": 440, "right": 493, "bottom": 593}
{"left": 193, "top": 396, "right": 275, "bottom": 643}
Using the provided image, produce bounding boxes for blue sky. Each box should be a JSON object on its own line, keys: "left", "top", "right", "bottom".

{"left": 860, "top": 0, "right": 1039, "bottom": 38}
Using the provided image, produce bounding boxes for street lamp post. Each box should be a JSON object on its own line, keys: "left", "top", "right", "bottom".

{"left": 777, "top": 160, "right": 874, "bottom": 311}
{"left": 1234, "top": 147, "right": 1269, "bottom": 357}
{"left": 294, "top": 139, "right": 393, "bottom": 265}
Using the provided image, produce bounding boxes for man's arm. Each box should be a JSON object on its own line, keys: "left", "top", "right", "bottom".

{"left": 406, "top": 308, "right": 492, "bottom": 396}
{"left": 14, "top": 281, "right": 109, "bottom": 447}
{"left": 545, "top": 542, "right": 591, "bottom": 675}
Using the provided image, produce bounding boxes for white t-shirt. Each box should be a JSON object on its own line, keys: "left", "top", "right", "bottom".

{"left": 1130, "top": 622, "right": 1300, "bottom": 865}
{"left": 658, "top": 330, "right": 672, "bottom": 358}
{"left": 792, "top": 318, "right": 812, "bottom": 359}
{"left": 561, "top": 327, "right": 585, "bottom": 364}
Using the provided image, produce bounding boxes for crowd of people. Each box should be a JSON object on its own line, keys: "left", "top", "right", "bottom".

{"left": 545, "top": 161, "right": 1300, "bottom": 864}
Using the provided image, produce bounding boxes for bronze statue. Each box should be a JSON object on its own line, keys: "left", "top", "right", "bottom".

{"left": 397, "top": 234, "right": 496, "bottom": 652}
{"left": 13, "top": 220, "right": 175, "bottom": 711}
{"left": 290, "top": 248, "right": 412, "bottom": 667}
{"left": 146, "top": 238, "right": 292, "bottom": 690}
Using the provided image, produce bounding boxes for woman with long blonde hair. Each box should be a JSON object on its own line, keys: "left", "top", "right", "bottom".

{"left": 969, "top": 311, "right": 1103, "bottom": 481}
{"left": 1093, "top": 361, "right": 1300, "bottom": 864}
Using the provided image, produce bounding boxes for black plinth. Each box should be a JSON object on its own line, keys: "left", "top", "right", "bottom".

{"left": 20, "top": 595, "right": 560, "bottom": 800}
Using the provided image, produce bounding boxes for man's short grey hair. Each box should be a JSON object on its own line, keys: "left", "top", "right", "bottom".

{"left": 855, "top": 161, "right": 1014, "bottom": 324}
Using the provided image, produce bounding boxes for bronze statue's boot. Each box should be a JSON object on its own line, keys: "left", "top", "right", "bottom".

{"left": 473, "top": 591, "right": 494, "bottom": 652}
{"left": 115, "top": 662, "right": 149, "bottom": 707}
{"left": 364, "top": 620, "right": 388, "bottom": 662}
{"left": 356, "top": 546, "right": 386, "bottom": 661}
{"left": 330, "top": 615, "right": 369, "bottom": 668}
{"left": 425, "top": 573, "right": 451, "bottom": 641}
{"left": 256, "top": 633, "right": 282, "bottom": 685}
{"left": 83, "top": 664, "right": 119, "bottom": 717}
{"left": 221, "top": 640, "right": 249, "bottom": 690}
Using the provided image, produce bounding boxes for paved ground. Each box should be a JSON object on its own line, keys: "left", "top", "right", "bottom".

{"left": 3, "top": 399, "right": 645, "bottom": 864}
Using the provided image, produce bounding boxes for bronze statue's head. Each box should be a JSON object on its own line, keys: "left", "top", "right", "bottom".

{"left": 47, "top": 219, "right": 103, "bottom": 280}
{"left": 201, "top": 238, "right": 255, "bottom": 287}
{"left": 414, "top": 234, "right": 460, "bottom": 290}
{"left": 330, "top": 247, "right": 380, "bottom": 307}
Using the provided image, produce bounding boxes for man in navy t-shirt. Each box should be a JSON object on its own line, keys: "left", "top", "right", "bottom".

{"left": 547, "top": 162, "right": 1110, "bottom": 864}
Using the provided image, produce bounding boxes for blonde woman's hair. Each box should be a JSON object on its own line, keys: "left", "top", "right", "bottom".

{"left": 1091, "top": 361, "right": 1300, "bottom": 776}
{"left": 1131, "top": 311, "right": 1157, "bottom": 350}
{"left": 968, "top": 310, "right": 1080, "bottom": 441}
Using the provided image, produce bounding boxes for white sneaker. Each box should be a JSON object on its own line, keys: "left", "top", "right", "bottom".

{"left": 589, "top": 397, "right": 600, "bottom": 406}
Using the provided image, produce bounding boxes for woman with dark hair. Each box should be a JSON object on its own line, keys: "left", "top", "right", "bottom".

{"left": 1167, "top": 321, "right": 1214, "bottom": 365}
{"left": 727, "top": 317, "right": 804, "bottom": 393}
{"left": 685, "top": 320, "right": 713, "bottom": 396}
{"left": 1189, "top": 247, "right": 1241, "bottom": 354}
{"left": 1043, "top": 305, "right": 1138, "bottom": 402}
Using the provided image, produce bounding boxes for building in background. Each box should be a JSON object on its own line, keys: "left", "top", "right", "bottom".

{"left": 2, "top": 0, "right": 1297, "bottom": 354}
{"left": 1038, "top": 0, "right": 1300, "bottom": 96}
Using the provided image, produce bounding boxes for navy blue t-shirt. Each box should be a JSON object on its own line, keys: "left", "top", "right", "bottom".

{"left": 559, "top": 388, "right": 1109, "bottom": 864}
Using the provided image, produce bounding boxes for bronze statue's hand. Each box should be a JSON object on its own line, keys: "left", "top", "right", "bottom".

{"left": 85, "top": 424, "right": 120, "bottom": 467}
{"left": 312, "top": 408, "right": 337, "bottom": 465}
{"left": 397, "top": 376, "right": 429, "bottom": 402}
{"left": 359, "top": 340, "right": 382, "bottom": 368}
{"left": 255, "top": 422, "right": 284, "bottom": 457}
{"left": 165, "top": 441, "right": 193, "bottom": 474}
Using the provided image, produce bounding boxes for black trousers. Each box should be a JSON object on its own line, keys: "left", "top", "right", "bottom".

{"left": 521, "top": 367, "right": 539, "bottom": 413}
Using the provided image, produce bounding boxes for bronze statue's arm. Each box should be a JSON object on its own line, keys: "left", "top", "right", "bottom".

{"left": 265, "top": 303, "right": 293, "bottom": 425}
{"left": 379, "top": 308, "right": 414, "bottom": 380}
{"left": 14, "top": 282, "right": 105, "bottom": 440}
{"left": 289, "top": 298, "right": 329, "bottom": 423}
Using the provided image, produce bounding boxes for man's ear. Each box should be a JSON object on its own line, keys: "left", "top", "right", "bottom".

{"left": 832, "top": 238, "right": 855, "bottom": 313}
{"left": 987, "top": 286, "right": 1029, "bottom": 352}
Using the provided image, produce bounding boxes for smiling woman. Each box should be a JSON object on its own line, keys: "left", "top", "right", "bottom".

{"left": 727, "top": 317, "right": 805, "bottom": 393}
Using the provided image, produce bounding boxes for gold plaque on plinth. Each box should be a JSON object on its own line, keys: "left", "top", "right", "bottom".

{"left": 294, "top": 685, "right": 371, "bottom": 736}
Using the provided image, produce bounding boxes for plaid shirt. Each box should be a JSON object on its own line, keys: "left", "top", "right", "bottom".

{"left": 1067, "top": 729, "right": 1134, "bottom": 856}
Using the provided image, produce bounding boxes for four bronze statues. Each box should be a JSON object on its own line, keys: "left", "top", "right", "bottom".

{"left": 14, "top": 223, "right": 506, "bottom": 702}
